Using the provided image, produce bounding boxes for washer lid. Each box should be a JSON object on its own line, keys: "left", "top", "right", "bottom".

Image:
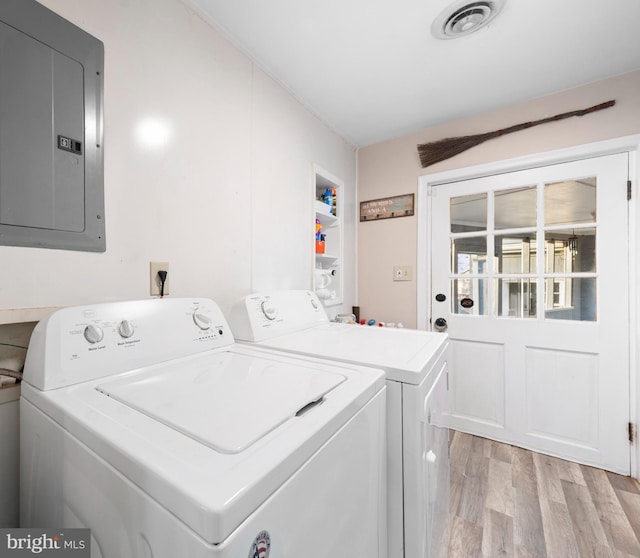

{"left": 96, "top": 351, "right": 344, "bottom": 453}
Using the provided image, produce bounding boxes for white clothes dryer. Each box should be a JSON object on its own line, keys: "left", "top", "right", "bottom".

{"left": 229, "top": 290, "right": 450, "bottom": 558}
{"left": 20, "top": 298, "right": 387, "bottom": 558}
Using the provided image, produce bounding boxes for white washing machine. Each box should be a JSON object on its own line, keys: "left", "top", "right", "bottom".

{"left": 229, "top": 291, "right": 450, "bottom": 558}
{"left": 20, "top": 298, "right": 387, "bottom": 558}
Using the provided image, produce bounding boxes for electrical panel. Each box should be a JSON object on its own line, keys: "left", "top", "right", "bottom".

{"left": 0, "top": 0, "right": 105, "bottom": 251}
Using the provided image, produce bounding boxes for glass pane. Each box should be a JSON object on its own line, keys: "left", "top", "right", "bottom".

{"left": 451, "top": 193, "right": 487, "bottom": 233}
{"left": 497, "top": 278, "right": 537, "bottom": 318}
{"left": 544, "top": 228, "right": 596, "bottom": 273}
{"left": 495, "top": 233, "right": 537, "bottom": 274}
{"left": 452, "top": 237, "right": 487, "bottom": 274}
{"left": 544, "top": 278, "right": 596, "bottom": 321}
{"left": 545, "top": 178, "right": 596, "bottom": 226}
{"left": 452, "top": 278, "right": 488, "bottom": 315}
{"left": 495, "top": 186, "right": 537, "bottom": 229}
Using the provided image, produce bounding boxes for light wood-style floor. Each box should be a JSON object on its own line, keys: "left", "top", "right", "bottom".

{"left": 443, "top": 430, "right": 640, "bottom": 557}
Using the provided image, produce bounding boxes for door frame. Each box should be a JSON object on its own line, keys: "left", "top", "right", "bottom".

{"left": 417, "top": 134, "right": 640, "bottom": 479}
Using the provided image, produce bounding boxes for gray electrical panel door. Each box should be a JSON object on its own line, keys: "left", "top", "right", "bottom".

{"left": 0, "top": 0, "right": 105, "bottom": 251}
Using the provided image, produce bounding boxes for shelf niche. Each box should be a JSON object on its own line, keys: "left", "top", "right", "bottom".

{"left": 313, "top": 165, "right": 343, "bottom": 308}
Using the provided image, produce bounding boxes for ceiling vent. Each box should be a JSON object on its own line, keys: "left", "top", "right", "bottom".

{"left": 431, "top": 0, "right": 506, "bottom": 39}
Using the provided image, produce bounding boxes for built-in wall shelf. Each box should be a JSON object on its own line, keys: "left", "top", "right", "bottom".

{"left": 315, "top": 211, "right": 339, "bottom": 228}
{"left": 313, "top": 164, "right": 344, "bottom": 308}
{"left": 316, "top": 254, "right": 339, "bottom": 263}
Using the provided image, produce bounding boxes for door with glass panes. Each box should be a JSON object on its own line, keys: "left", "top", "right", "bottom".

{"left": 430, "top": 153, "right": 630, "bottom": 473}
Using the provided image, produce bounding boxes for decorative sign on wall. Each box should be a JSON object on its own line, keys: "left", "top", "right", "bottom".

{"left": 360, "top": 193, "right": 414, "bottom": 222}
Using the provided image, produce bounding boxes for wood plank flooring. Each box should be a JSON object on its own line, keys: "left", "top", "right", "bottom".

{"left": 442, "top": 430, "right": 640, "bottom": 557}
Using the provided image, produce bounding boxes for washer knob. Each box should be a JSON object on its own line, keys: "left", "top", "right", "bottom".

{"left": 193, "top": 311, "right": 212, "bottom": 330}
{"left": 83, "top": 324, "right": 104, "bottom": 344}
{"left": 261, "top": 300, "right": 277, "bottom": 320}
{"left": 118, "top": 320, "right": 135, "bottom": 338}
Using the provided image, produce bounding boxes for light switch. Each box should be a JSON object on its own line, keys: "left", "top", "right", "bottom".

{"left": 393, "top": 266, "right": 412, "bottom": 281}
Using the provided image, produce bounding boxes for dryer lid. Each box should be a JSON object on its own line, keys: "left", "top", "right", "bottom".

{"left": 259, "top": 322, "right": 447, "bottom": 384}
{"left": 95, "top": 351, "right": 344, "bottom": 453}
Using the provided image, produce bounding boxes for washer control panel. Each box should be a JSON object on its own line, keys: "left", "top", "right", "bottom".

{"left": 260, "top": 300, "right": 277, "bottom": 321}
{"left": 83, "top": 324, "right": 105, "bottom": 344}
{"left": 24, "top": 298, "right": 233, "bottom": 391}
{"left": 229, "top": 290, "right": 328, "bottom": 342}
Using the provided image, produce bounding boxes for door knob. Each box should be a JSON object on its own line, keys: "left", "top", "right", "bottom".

{"left": 434, "top": 318, "right": 447, "bottom": 332}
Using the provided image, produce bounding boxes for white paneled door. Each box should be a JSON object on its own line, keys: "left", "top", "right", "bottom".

{"left": 430, "top": 153, "right": 631, "bottom": 473}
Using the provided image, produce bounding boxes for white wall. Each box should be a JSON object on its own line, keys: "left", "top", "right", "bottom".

{"left": 0, "top": 0, "right": 357, "bottom": 528}
{"left": 0, "top": 0, "right": 357, "bottom": 318}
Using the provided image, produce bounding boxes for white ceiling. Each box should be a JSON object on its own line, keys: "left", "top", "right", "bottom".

{"left": 186, "top": 0, "right": 640, "bottom": 147}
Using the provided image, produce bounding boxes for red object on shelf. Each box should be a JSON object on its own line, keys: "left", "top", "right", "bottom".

{"left": 315, "top": 240, "right": 325, "bottom": 254}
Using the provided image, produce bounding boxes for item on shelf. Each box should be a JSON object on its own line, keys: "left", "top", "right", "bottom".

{"left": 315, "top": 268, "right": 333, "bottom": 289}
{"left": 331, "top": 188, "right": 337, "bottom": 216}
{"left": 357, "top": 318, "right": 405, "bottom": 328}
{"left": 323, "top": 188, "right": 334, "bottom": 215}
{"left": 335, "top": 314, "right": 356, "bottom": 324}
{"left": 315, "top": 217, "right": 326, "bottom": 253}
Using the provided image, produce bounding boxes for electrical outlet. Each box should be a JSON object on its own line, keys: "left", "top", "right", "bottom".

{"left": 150, "top": 261, "right": 169, "bottom": 296}
{"left": 393, "top": 265, "right": 412, "bottom": 281}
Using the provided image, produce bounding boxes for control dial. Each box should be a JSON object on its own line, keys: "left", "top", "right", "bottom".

{"left": 261, "top": 300, "right": 277, "bottom": 320}
{"left": 83, "top": 324, "right": 104, "bottom": 344}
{"left": 118, "top": 320, "right": 135, "bottom": 338}
{"left": 193, "top": 311, "right": 212, "bottom": 330}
